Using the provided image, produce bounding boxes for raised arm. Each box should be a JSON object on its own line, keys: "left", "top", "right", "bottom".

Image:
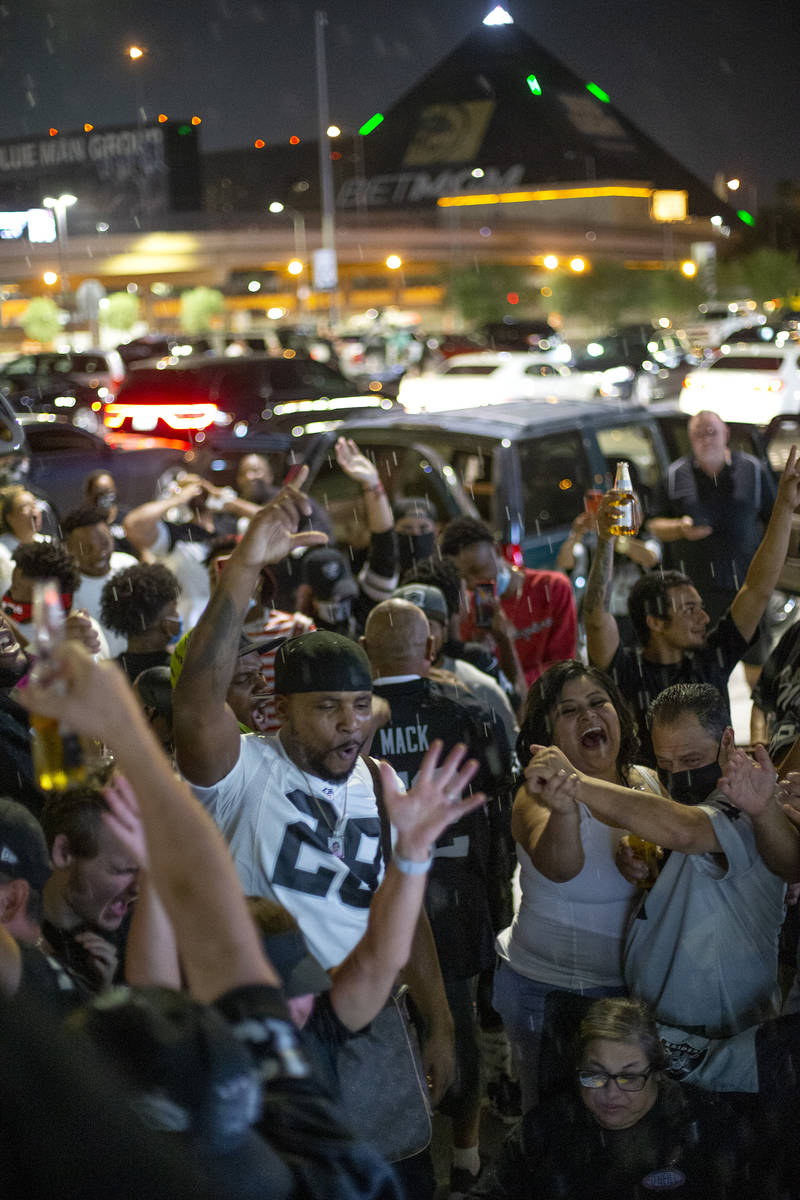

{"left": 18, "top": 644, "right": 279, "bottom": 1004}
{"left": 511, "top": 777, "right": 585, "bottom": 882}
{"left": 731, "top": 446, "right": 800, "bottom": 642}
{"left": 172, "top": 470, "right": 327, "bottom": 785}
{"left": 122, "top": 478, "right": 203, "bottom": 552}
{"left": 335, "top": 437, "right": 393, "bottom": 535}
{"left": 523, "top": 744, "right": 721, "bottom": 854}
{"left": 583, "top": 492, "right": 620, "bottom": 669}
{"left": 718, "top": 745, "right": 800, "bottom": 882}
{"left": 330, "top": 742, "right": 484, "bottom": 1032}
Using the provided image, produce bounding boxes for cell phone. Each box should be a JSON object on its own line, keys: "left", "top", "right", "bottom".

{"left": 473, "top": 581, "right": 496, "bottom": 629}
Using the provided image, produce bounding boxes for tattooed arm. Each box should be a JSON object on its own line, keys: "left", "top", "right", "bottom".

{"left": 173, "top": 470, "right": 328, "bottom": 785}
{"left": 583, "top": 492, "right": 620, "bottom": 669}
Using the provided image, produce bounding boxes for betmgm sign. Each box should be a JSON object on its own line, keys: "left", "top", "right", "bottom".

{"left": 0, "top": 123, "right": 202, "bottom": 229}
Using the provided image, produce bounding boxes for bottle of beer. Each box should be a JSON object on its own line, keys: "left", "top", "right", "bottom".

{"left": 29, "top": 579, "right": 86, "bottom": 792}
{"left": 608, "top": 460, "right": 641, "bottom": 537}
{"left": 628, "top": 835, "right": 661, "bottom": 890}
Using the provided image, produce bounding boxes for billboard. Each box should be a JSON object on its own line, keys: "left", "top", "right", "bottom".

{"left": 0, "top": 123, "right": 202, "bottom": 229}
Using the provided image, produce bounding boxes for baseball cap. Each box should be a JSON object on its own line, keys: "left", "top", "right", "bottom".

{"left": 274, "top": 630, "right": 372, "bottom": 695}
{"left": 170, "top": 630, "right": 286, "bottom": 687}
{"left": 393, "top": 583, "right": 448, "bottom": 626}
{"left": 0, "top": 798, "right": 51, "bottom": 891}
{"left": 298, "top": 547, "right": 358, "bottom": 602}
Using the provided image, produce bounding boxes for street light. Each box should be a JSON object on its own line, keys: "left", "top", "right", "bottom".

{"left": 287, "top": 260, "right": 304, "bottom": 276}
{"left": 42, "top": 194, "right": 77, "bottom": 296}
{"left": 385, "top": 255, "right": 403, "bottom": 270}
{"left": 268, "top": 200, "right": 308, "bottom": 263}
{"left": 126, "top": 45, "right": 146, "bottom": 124}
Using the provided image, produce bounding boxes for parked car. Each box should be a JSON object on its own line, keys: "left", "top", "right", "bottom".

{"left": 679, "top": 343, "right": 800, "bottom": 423}
{"left": 683, "top": 300, "right": 761, "bottom": 349}
{"left": 302, "top": 399, "right": 782, "bottom": 571}
{"left": 482, "top": 319, "right": 560, "bottom": 352}
{"left": 0, "top": 349, "right": 126, "bottom": 431}
{"left": 116, "top": 335, "right": 213, "bottom": 367}
{"left": 572, "top": 331, "right": 694, "bottom": 403}
{"left": 0, "top": 398, "right": 190, "bottom": 519}
{"left": 104, "top": 354, "right": 393, "bottom": 437}
{"left": 397, "top": 351, "right": 602, "bottom": 413}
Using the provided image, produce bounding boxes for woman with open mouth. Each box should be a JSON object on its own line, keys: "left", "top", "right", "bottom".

{"left": 492, "top": 660, "right": 661, "bottom": 1113}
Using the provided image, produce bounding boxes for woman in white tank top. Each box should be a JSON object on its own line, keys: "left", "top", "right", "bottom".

{"left": 493, "top": 661, "right": 661, "bottom": 1112}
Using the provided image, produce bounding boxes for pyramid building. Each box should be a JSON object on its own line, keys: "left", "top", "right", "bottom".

{"left": 207, "top": 7, "right": 735, "bottom": 236}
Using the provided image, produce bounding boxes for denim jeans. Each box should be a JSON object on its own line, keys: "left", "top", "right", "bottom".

{"left": 492, "top": 959, "right": 625, "bottom": 1113}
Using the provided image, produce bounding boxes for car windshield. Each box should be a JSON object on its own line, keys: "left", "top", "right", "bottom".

{"left": 440, "top": 364, "right": 499, "bottom": 376}
{"left": 708, "top": 356, "right": 783, "bottom": 371}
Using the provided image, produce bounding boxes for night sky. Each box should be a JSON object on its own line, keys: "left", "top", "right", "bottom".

{"left": 2, "top": 0, "right": 797, "bottom": 205}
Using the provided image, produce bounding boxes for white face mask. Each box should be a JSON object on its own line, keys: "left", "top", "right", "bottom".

{"left": 496, "top": 563, "right": 512, "bottom": 597}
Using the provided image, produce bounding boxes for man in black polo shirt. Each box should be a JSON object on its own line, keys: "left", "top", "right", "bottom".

{"left": 649, "top": 411, "right": 776, "bottom": 624}
{"left": 363, "top": 597, "right": 513, "bottom": 1197}
{"left": 583, "top": 445, "right": 800, "bottom": 763}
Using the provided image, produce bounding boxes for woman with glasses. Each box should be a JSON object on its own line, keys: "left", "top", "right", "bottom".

{"left": 469, "top": 997, "right": 768, "bottom": 1199}
{"left": 492, "top": 660, "right": 661, "bottom": 1111}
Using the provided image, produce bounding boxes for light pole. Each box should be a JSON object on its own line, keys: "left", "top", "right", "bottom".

{"left": 268, "top": 201, "right": 308, "bottom": 263}
{"left": 127, "top": 45, "right": 146, "bottom": 125}
{"left": 42, "top": 193, "right": 77, "bottom": 300}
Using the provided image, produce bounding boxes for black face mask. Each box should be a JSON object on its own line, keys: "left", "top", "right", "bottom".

{"left": 656, "top": 759, "right": 723, "bottom": 806}
{"left": 397, "top": 532, "right": 436, "bottom": 574}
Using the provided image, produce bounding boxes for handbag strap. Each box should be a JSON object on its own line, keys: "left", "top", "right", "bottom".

{"left": 362, "top": 754, "right": 392, "bottom": 864}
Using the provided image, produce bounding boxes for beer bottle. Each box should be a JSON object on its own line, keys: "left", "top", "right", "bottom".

{"left": 608, "top": 460, "right": 641, "bottom": 537}
{"left": 29, "top": 579, "right": 86, "bottom": 792}
{"left": 628, "top": 835, "right": 661, "bottom": 890}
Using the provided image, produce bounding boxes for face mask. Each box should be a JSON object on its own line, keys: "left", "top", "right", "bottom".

{"left": 495, "top": 563, "right": 512, "bottom": 597}
{"left": 315, "top": 597, "right": 353, "bottom": 627}
{"left": 656, "top": 759, "right": 722, "bottom": 806}
{"left": 397, "top": 532, "right": 436, "bottom": 574}
{"left": 2, "top": 593, "right": 71, "bottom": 625}
{"left": 163, "top": 615, "right": 183, "bottom": 645}
{"left": 94, "top": 491, "right": 117, "bottom": 513}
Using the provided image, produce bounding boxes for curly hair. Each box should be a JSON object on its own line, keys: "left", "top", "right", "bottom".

{"left": 13, "top": 541, "right": 81, "bottom": 595}
{"left": 61, "top": 505, "right": 109, "bottom": 537}
{"left": 439, "top": 515, "right": 495, "bottom": 559}
{"left": 99, "top": 562, "right": 180, "bottom": 637}
{"left": 516, "top": 659, "right": 640, "bottom": 782}
{"left": 400, "top": 555, "right": 462, "bottom": 619}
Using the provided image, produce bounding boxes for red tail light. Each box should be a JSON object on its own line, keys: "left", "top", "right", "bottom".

{"left": 104, "top": 402, "right": 219, "bottom": 432}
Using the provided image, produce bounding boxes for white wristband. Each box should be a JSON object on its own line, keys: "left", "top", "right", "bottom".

{"left": 392, "top": 850, "right": 433, "bottom": 875}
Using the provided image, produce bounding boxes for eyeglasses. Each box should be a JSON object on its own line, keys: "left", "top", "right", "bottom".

{"left": 576, "top": 1068, "right": 653, "bottom": 1092}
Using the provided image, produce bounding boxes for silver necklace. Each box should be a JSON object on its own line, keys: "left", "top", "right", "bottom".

{"left": 297, "top": 765, "right": 349, "bottom": 858}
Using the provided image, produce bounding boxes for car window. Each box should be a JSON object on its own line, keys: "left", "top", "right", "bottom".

{"left": 596, "top": 424, "right": 661, "bottom": 513}
{"left": 524, "top": 363, "right": 559, "bottom": 377}
{"left": 708, "top": 356, "right": 783, "bottom": 371}
{"left": 441, "top": 363, "right": 498, "bottom": 376}
{"left": 24, "top": 426, "right": 99, "bottom": 453}
{"left": 3, "top": 357, "right": 38, "bottom": 379}
{"left": 517, "top": 431, "right": 593, "bottom": 532}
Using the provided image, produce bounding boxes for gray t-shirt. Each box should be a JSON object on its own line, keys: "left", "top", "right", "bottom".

{"left": 624, "top": 793, "right": 785, "bottom": 1037}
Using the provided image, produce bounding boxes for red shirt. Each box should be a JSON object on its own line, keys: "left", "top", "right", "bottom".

{"left": 460, "top": 568, "right": 577, "bottom": 686}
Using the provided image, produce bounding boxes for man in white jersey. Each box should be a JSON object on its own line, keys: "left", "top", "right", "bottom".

{"left": 172, "top": 473, "right": 455, "bottom": 1196}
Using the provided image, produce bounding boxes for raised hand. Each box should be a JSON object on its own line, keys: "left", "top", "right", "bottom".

{"left": 65, "top": 609, "right": 102, "bottom": 656}
{"left": 236, "top": 465, "right": 328, "bottom": 567}
{"left": 16, "top": 641, "right": 132, "bottom": 745}
{"left": 776, "top": 445, "right": 800, "bottom": 513}
{"left": 102, "top": 773, "right": 149, "bottom": 869}
{"left": 335, "top": 437, "right": 380, "bottom": 489}
{"left": 521, "top": 744, "right": 581, "bottom": 813}
{"left": 379, "top": 740, "right": 485, "bottom": 862}
{"left": 719, "top": 745, "right": 778, "bottom": 816}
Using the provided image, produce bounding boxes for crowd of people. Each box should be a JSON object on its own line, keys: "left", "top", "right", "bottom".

{"left": 2, "top": 413, "right": 800, "bottom": 1197}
